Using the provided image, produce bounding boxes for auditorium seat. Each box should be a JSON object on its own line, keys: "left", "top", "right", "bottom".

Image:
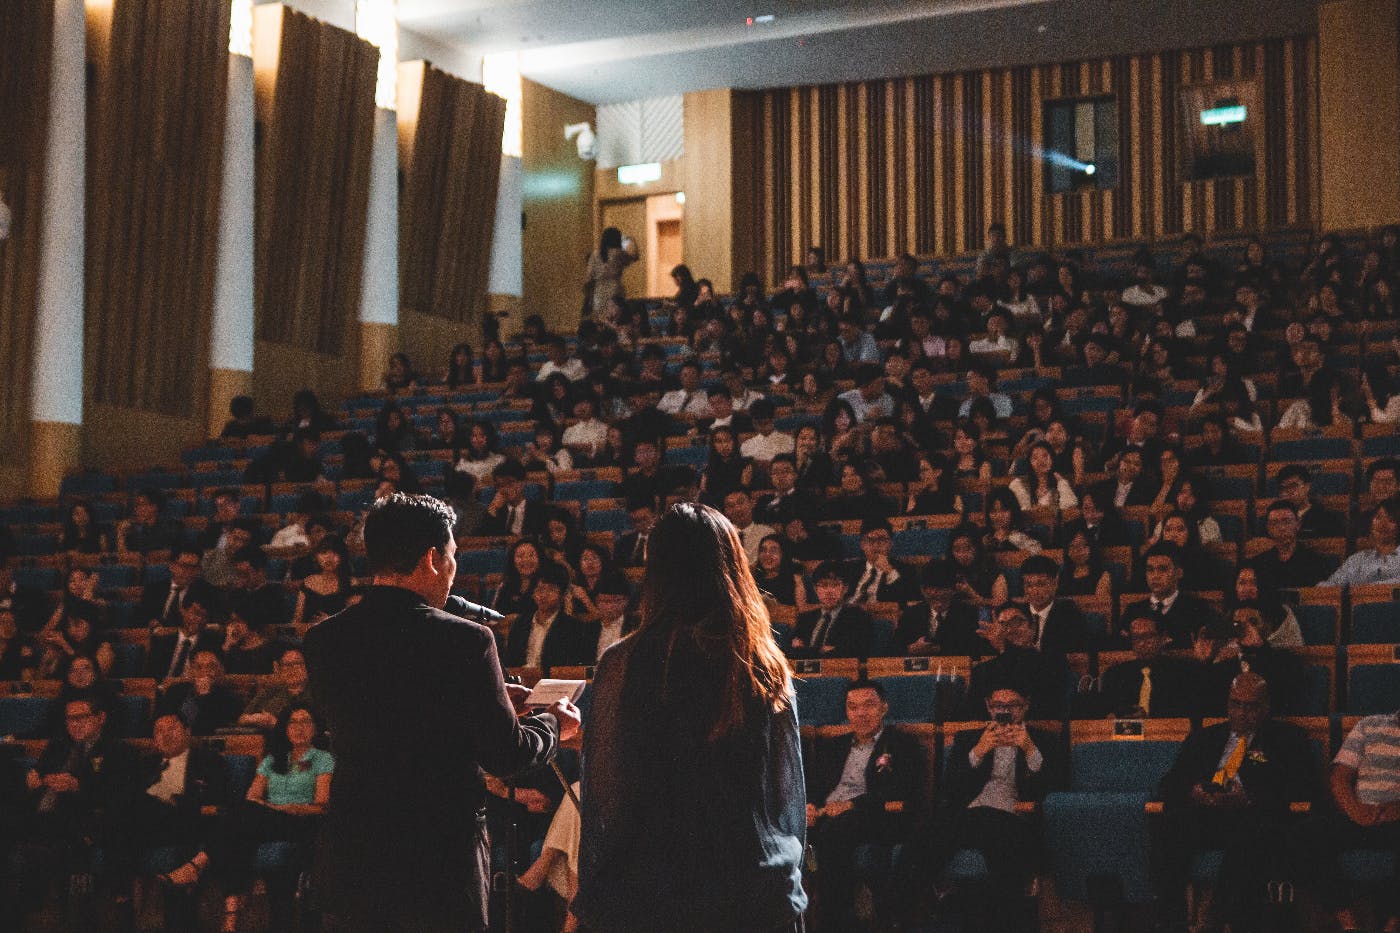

{"left": 0, "top": 696, "right": 55, "bottom": 739}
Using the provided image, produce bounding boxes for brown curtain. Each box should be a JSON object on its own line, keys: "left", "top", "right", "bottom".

{"left": 0, "top": 0, "right": 55, "bottom": 448}
{"left": 399, "top": 62, "right": 507, "bottom": 325}
{"left": 84, "top": 0, "right": 230, "bottom": 417}
{"left": 254, "top": 7, "right": 377, "bottom": 356}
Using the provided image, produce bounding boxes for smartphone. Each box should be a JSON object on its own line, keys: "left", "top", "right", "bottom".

{"left": 993, "top": 711, "right": 1014, "bottom": 726}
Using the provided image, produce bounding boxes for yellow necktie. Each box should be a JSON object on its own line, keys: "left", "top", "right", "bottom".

{"left": 1137, "top": 666, "right": 1152, "bottom": 716}
{"left": 1212, "top": 736, "right": 1248, "bottom": 785}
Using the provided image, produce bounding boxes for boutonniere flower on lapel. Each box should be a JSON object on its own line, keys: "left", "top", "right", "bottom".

{"left": 875, "top": 753, "right": 893, "bottom": 773}
{"left": 1247, "top": 750, "right": 1268, "bottom": 765}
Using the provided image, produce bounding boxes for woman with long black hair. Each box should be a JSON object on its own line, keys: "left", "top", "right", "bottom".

{"left": 575, "top": 503, "right": 807, "bottom": 933}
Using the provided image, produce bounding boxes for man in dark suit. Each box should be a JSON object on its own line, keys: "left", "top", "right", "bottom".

{"left": 806, "top": 679, "right": 926, "bottom": 929}
{"left": 14, "top": 697, "right": 139, "bottom": 911}
{"left": 844, "top": 517, "right": 920, "bottom": 608}
{"left": 502, "top": 564, "right": 594, "bottom": 669}
{"left": 304, "top": 493, "right": 580, "bottom": 933}
{"left": 1121, "top": 542, "right": 1222, "bottom": 649}
{"left": 1275, "top": 463, "right": 1347, "bottom": 540}
{"left": 1018, "top": 554, "right": 1091, "bottom": 654}
{"left": 137, "top": 545, "right": 207, "bottom": 629}
{"left": 1093, "top": 447, "right": 1160, "bottom": 510}
{"left": 481, "top": 460, "right": 547, "bottom": 537}
{"left": 1098, "top": 611, "right": 1204, "bottom": 718}
{"left": 754, "top": 455, "right": 822, "bottom": 526}
{"left": 587, "top": 578, "right": 640, "bottom": 663}
{"left": 107, "top": 712, "right": 229, "bottom": 927}
{"left": 792, "top": 562, "right": 875, "bottom": 659}
{"left": 1155, "top": 672, "right": 1321, "bottom": 931}
{"left": 1250, "top": 499, "right": 1337, "bottom": 589}
{"left": 145, "top": 580, "right": 223, "bottom": 682}
{"left": 893, "top": 562, "right": 987, "bottom": 656}
{"left": 914, "top": 681, "right": 1066, "bottom": 927}
{"left": 231, "top": 546, "right": 291, "bottom": 630}
{"left": 964, "top": 604, "right": 1071, "bottom": 720}
{"left": 615, "top": 498, "right": 658, "bottom": 568}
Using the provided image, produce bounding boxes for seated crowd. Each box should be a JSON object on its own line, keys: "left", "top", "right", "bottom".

{"left": 3, "top": 222, "right": 1400, "bottom": 930}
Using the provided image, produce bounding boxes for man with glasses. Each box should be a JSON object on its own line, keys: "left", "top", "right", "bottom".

{"left": 145, "top": 581, "right": 222, "bottom": 682}
{"left": 910, "top": 681, "right": 1064, "bottom": 928}
{"left": 238, "top": 645, "right": 316, "bottom": 732}
{"left": 964, "top": 604, "right": 1070, "bottom": 720}
{"left": 844, "top": 517, "right": 918, "bottom": 608}
{"left": 1274, "top": 464, "right": 1346, "bottom": 540}
{"left": 1155, "top": 673, "right": 1319, "bottom": 932}
{"left": 1250, "top": 499, "right": 1335, "bottom": 589}
{"left": 137, "top": 545, "right": 207, "bottom": 630}
{"left": 13, "top": 698, "right": 137, "bottom": 918}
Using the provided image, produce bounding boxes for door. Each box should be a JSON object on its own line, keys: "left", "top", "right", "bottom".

{"left": 599, "top": 198, "right": 648, "bottom": 303}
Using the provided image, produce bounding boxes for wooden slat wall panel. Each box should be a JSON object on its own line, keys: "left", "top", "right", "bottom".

{"left": 739, "top": 35, "right": 1318, "bottom": 280}
{"left": 0, "top": 0, "right": 54, "bottom": 448}
{"left": 254, "top": 7, "right": 376, "bottom": 356}
{"left": 399, "top": 63, "right": 506, "bottom": 325}
{"left": 84, "top": 0, "right": 228, "bottom": 417}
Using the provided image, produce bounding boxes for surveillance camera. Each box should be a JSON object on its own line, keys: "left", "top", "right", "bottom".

{"left": 563, "top": 122, "right": 597, "bottom": 162}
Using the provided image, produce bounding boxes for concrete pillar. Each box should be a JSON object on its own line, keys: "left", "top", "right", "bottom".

{"left": 359, "top": 106, "right": 399, "bottom": 391}
{"left": 29, "top": 0, "right": 86, "bottom": 497}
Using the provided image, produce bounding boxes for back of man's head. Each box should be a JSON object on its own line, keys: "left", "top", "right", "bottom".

{"left": 363, "top": 493, "right": 457, "bottom": 576}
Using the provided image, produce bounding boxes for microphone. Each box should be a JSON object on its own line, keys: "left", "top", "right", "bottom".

{"left": 446, "top": 594, "right": 505, "bottom": 624}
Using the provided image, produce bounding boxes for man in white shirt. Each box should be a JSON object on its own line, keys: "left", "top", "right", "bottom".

{"left": 657, "top": 361, "right": 711, "bottom": 418}
{"left": 838, "top": 363, "right": 895, "bottom": 423}
{"left": 968, "top": 310, "right": 1019, "bottom": 359}
{"left": 739, "top": 399, "right": 794, "bottom": 463}
{"left": 591, "top": 580, "right": 637, "bottom": 663}
{"left": 722, "top": 368, "right": 765, "bottom": 411}
{"left": 1121, "top": 260, "right": 1171, "bottom": 308}
{"left": 535, "top": 336, "right": 587, "bottom": 383}
{"left": 956, "top": 364, "right": 1013, "bottom": 421}
{"left": 722, "top": 490, "right": 774, "bottom": 566}
{"left": 561, "top": 396, "right": 609, "bottom": 461}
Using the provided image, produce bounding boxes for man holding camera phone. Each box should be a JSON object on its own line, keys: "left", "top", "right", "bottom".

{"left": 906, "top": 681, "right": 1065, "bottom": 926}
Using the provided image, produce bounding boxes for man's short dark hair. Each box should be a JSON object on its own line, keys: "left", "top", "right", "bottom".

{"left": 492, "top": 460, "right": 527, "bottom": 482}
{"left": 845, "top": 678, "right": 886, "bottom": 701}
{"left": 1143, "top": 541, "right": 1182, "bottom": 567}
{"left": 363, "top": 493, "right": 457, "bottom": 575}
{"left": 183, "top": 580, "right": 221, "bottom": 612}
{"left": 854, "top": 362, "right": 884, "bottom": 386}
{"left": 749, "top": 398, "right": 776, "bottom": 420}
{"left": 920, "top": 561, "right": 957, "bottom": 589}
{"left": 770, "top": 453, "right": 797, "bottom": 469}
{"left": 173, "top": 544, "right": 204, "bottom": 564}
{"left": 230, "top": 395, "right": 255, "bottom": 419}
{"left": 813, "top": 561, "right": 847, "bottom": 584}
{"left": 708, "top": 386, "right": 732, "bottom": 401}
{"left": 533, "top": 562, "right": 570, "bottom": 592}
{"left": 1019, "top": 555, "right": 1060, "bottom": 579}
{"left": 1265, "top": 499, "right": 1299, "bottom": 519}
{"left": 1276, "top": 464, "right": 1311, "bottom": 486}
{"left": 859, "top": 516, "right": 893, "bottom": 536}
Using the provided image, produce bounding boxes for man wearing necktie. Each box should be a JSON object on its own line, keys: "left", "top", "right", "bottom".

{"left": 1098, "top": 613, "right": 1204, "bottom": 718}
{"left": 1155, "top": 673, "right": 1320, "bottom": 931}
{"left": 137, "top": 546, "right": 206, "bottom": 629}
{"left": 146, "top": 581, "right": 220, "bottom": 682}
{"left": 1120, "top": 543, "right": 1220, "bottom": 649}
{"left": 844, "top": 517, "right": 918, "bottom": 608}
{"left": 893, "top": 562, "right": 985, "bottom": 656}
{"left": 483, "top": 461, "right": 539, "bottom": 537}
{"left": 791, "top": 562, "right": 874, "bottom": 659}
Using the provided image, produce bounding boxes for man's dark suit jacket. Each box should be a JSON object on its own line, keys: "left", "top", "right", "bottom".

{"left": 1092, "top": 477, "right": 1160, "bottom": 510}
{"left": 755, "top": 488, "right": 823, "bottom": 526}
{"left": 137, "top": 580, "right": 191, "bottom": 629}
{"left": 1158, "top": 719, "right": 1321, "bottom": 814}
{"left": 843, "top": 559, "right": 921, "bottom": 606}
{"left": 144, "top": 629, "right": 222, "bottom": 680}
{"left": 303, "top": 586, "right": 560, "bottom": 931}
{"left": 130, "top": 744, "right": 229, "bottom": 812}
{"left": 32, "top": 729, "right": 139, "bottom": 818}
{"left": 806, "top": 727, "right": 926, "bottom": 840}
{"left": 1121, "top": 592, "right": 1222, "bottom": 649}
{"left": 1028, "top": 599, "right": 1092, "bottom": 654}
{"left": 963, "top": 646, "right": 1071, "bottom": 720}
{"left": 502, "top": 611, "right": 595, "bottom": 669}
{"left": 1202, "top": 647, "right": 1310, "bottom": 717}
{"left": 615, "top": 530, "right": 650, "bottom": 567}
{"left": 792, "top": 605, "right": 875, "bottom": 659}
{"left": 892, "top": 602, "right": 987, "bottom": 656}
{"left": 1098, "top": 655, "right": 1205, "bottom": 718}
{"left": 939, "top": 727, "right": 1066, "bottom": 814}
{"left": 479, "top": 499, "right": 547, "bottom": 538}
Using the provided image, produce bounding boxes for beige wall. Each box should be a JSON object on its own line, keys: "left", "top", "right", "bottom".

{"left": 521, "top": 79, "right": 595, "bottom": 335}
{"left": 253, "top": 338, "right": 359, "bottom": 424}
{"left": 83, "top": 406, "right": 204, "bottom": 471}
{"left": 1319, "top": 0, "right": 1400, "bottom": 229}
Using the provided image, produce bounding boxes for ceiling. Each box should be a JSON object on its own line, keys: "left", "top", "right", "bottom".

{"left": 398, "top": 0, "right": 1319, "bottom": 105}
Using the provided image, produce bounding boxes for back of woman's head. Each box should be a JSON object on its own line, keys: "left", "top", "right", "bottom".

{"left": 637, "top": 503, "right": 790, "bottom": 735}
{"left": 600, "top": 226, "right": 622, "bottom": 256}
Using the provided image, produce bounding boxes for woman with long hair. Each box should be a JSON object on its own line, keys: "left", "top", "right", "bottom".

{"left": 585, "top": 226, "right": 638, "bottom": 316}
{"left": 445, "top": 343, "right": 478, "bottom": 388}
{"left": 752, "top": 533, "right": 810, "bottom": 611}
{"left": 61, "top": 500, "right": 109, "bottom": 554}
{"left": 574, "top": 503, "right": 807, "bottom": 933}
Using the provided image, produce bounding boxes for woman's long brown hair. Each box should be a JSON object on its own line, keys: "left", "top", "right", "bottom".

{"left": 636, "top": 502, "right": 792, "bottom": 739}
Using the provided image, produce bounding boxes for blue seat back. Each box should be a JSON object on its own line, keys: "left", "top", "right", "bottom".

{"left": 1349, "top": 664, "right": 1400, "bottom": 716}
{"left": 871, "top": 675, "right": 938, "bottom": 724}
{"left": 1044, "top": 791, "right": 1155, "bottom": 904}
{"left": 1070, "top": 740, "right": 1180, "bottom": 793}
{"left": 0, "top": 696, "right": 55, "bottom": 739}
{"left": 793, "top": 676, "right": 849, "bottom": 727}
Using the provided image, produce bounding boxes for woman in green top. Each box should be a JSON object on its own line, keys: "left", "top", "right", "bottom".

{"left": 221, "top": 705, "right": 332, "bottom": 932}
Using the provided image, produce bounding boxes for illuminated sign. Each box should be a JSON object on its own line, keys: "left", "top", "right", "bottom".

{"left": 1200, "top": 105, "right": 1246, "bottom": 127}
{"left": 617, "top": 162, "right": 662, "bottom": 185}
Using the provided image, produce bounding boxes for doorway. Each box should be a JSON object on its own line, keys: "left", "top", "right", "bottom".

{"left": 598, "top": 192, "right": 685, "bottom": 301}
